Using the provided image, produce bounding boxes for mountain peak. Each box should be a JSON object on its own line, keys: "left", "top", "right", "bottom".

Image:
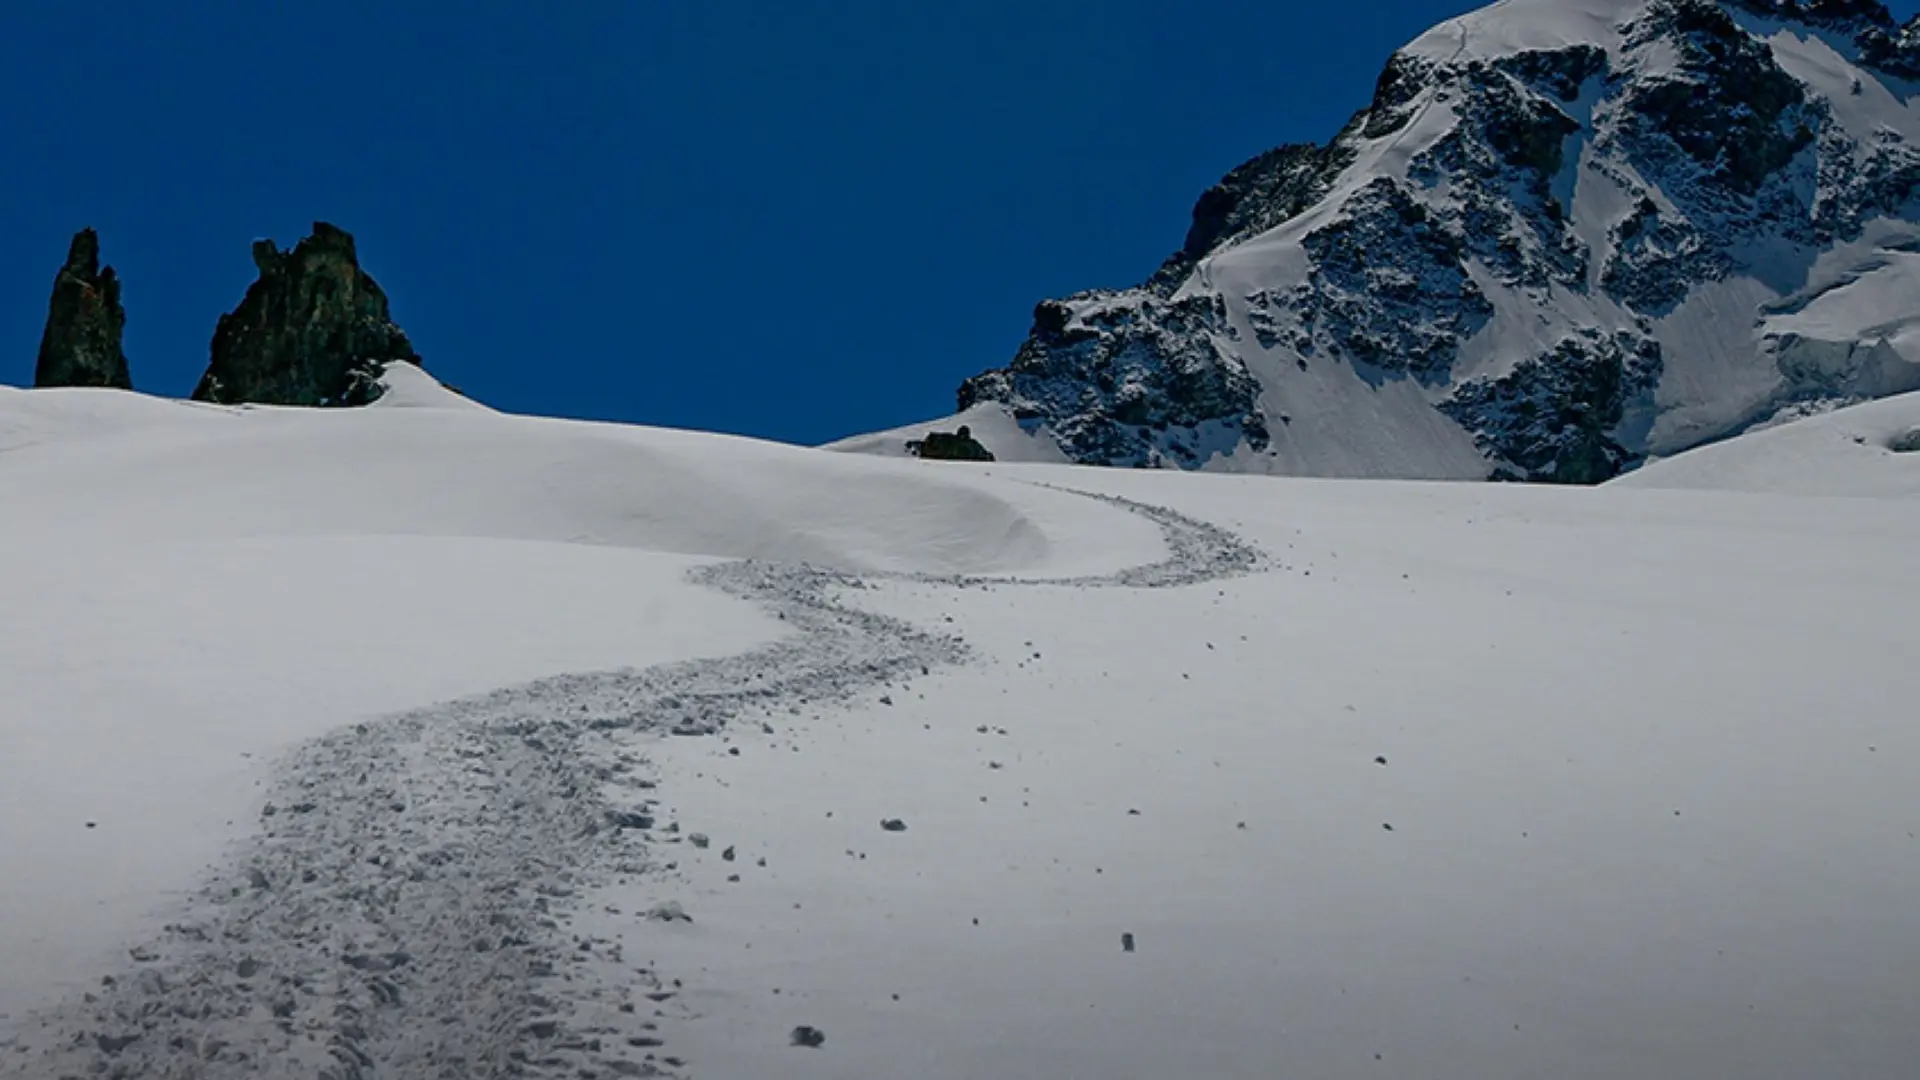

{"left": 1403, "top": 0, "right": 1639, "bottom": 63}
{"left": 951, "top": 0, "right": 1920, "bottom": 481}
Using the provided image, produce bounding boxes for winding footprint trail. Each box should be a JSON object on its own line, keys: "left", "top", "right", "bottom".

{"left": 1, "top": 490, "right": 1261, "bottom": 1079}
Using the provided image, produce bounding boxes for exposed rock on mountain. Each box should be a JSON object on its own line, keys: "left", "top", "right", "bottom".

{"left": 194, "top": 222, "right": 420, "bottom": 407}
{"left": 959, "top": 294, "right": 1267, "bottom": 468}
{"left": 34, "top": 229, "right": 132, "bottom": 390}
{"left": 957, "top": 0, "right": 1920, "bottom": 482}
{"left": 907, "top": 425, "right": 996, "bottom": 462}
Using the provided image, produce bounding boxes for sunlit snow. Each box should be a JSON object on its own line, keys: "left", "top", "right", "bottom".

{"left": 3, "top": 368, "right": 1916, "bottom": 1078}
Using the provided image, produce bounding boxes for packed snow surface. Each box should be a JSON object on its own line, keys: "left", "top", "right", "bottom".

{"left": 4, "top": 374, "right": 1919, "bottom": 1079}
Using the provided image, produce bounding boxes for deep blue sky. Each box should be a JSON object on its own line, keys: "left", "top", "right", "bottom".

{"left": 4, "top": 1, "right": 1914, "bottom": 444}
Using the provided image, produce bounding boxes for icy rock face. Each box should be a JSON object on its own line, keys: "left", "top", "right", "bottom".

{"left": 1441, "top": 330, "right": 1665, "bottom": 483}
{"left": 959, "top": 0, "right": 1920, "bottom": 482}
{"left": 194, "top": 222, "right": 421, "bottom": 407}
{"left": 34, "top": 229, "right": 132, "bottom": 391}
{"left": 958, "top": 293, "right": 1268, "bottom": 469}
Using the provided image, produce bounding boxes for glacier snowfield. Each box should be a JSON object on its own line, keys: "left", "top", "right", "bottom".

{"left": 3, "top": 371, "right": 1919, "bottom": 1078}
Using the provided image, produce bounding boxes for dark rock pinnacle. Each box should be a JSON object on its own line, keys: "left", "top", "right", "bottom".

{"left": 193, "top": 221, "right": 421, "bottom": 407}
{"left": 34, "top": 228, "right": 133, "bottom": 390}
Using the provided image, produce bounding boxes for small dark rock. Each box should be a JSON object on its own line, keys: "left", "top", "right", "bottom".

{"left": 907, "top": 426, "right": 996, "bottom": 462}
{"left": 790, "top": 1025, "right": 827, "bottom": 1048}
{"left": 1121, "top": 932, "right": 1136, "bottom": 953}
{"left": 93, "top": 1033, "right": 140, "bottom": 1056}
{"left": 880, "top": 818, "right": 908, "bottom": 832}
{"left": 607, "top": 810, "right": 655, "bottom": 831}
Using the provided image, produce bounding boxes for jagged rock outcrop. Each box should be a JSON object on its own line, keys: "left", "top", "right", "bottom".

{"left": 34, "top": 229, "right": 132, "bottom": 390}
{"left": 907, "top": 425, "right": 996, "bottom": 462}
{"left": 958, "top": 293, "right": 1267, "bottom": 468}
{"left": 194, "top": 222, "right": 420, "bottom": 407}
{"left": 956, "top": 0, "right": 1920, "bottom": 482}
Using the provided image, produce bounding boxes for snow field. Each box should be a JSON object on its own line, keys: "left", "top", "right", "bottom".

{"left": 3, "top": 377, "right": 1919, "bottom": 1078}
{"left": 606, "top": 466, "right": 1920, "bottom": 1079}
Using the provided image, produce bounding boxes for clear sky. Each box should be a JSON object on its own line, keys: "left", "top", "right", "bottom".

{"left": 3, "top": 1, "right": 1914, "bottom": 444}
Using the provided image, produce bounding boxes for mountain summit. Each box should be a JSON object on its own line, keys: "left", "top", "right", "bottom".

{"left": 955, "top": 0, "right": 1920, "bottom": 481}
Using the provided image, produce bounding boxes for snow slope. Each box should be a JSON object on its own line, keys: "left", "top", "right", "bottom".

{"left": 0, "top": 374, "right": 1158, "bottom": 1031}
{"left": 1612, "top": 388, "right": 1920, "bottom": 494}
{"left": 5, "top": 375, "right": 1920, "bottom": 1078}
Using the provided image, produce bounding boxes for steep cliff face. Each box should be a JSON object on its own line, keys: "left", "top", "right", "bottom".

{"left": 34, "top": 229, "right": 132, "bottom": 391}
{"left": 194, "top": 223, "right": 420, "bottom": 407}
{"left": 957, "top": 0, "right": 1920, "bottom": 481}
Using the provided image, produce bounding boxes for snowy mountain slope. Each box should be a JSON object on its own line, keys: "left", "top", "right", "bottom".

{"left": 819, "top": 401, "right": 1072, "bottom": 463}
{"left": 929, "top": 0, "right": 1920, "bottom": 481}
{"left": 4, "top": 376, "right": 1920, "bottom": 1078}
{"left": 0, "top": 373, "right": 1161, "bottom": 1029}
{"left": 1611, "top": 385, "right": 1920, "bottom": 491}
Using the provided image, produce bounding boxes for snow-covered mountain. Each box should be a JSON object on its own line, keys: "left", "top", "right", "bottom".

{"left": 942, "top": 0, "right": 1920, "bottom": 481}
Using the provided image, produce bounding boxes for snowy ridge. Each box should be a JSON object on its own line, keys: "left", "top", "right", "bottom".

{"left": 922, "top": 0, "right": 1920, "bottom": 482}
{"left": 1611, "top": 387, "right": 1920, "bottom": 493}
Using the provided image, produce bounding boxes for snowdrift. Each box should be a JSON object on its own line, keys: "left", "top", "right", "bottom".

{"left": 1613, "top": 390, "right": 1920, "bottom": 497}
{"left": 0, "top": 375, "right": 1157, "bottom": 577}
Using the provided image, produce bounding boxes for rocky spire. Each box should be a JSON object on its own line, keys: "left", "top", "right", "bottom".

{"left": 34, "top": 228, "right": 133, "bottom": 390}
{"left": 193, "top": 222, "right": 421, "bottom": 407}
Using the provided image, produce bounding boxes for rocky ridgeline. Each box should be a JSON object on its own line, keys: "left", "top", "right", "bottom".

{"left": 34, "top": 228, "right": 132, "bottom": 391}
{"left": 960, "top": 0, "right": 1920, "bottom": 482}
{"left": 31, "top": 222, "right": 422, "bottom": 408}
